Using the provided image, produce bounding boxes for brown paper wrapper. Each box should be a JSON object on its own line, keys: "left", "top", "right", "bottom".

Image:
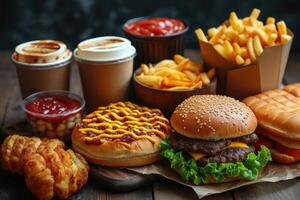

{"left": 199, "top": 31, "right": 293, "bottom": 100}
{"left": 128, "top": 161, "right": 300, "bottom": 199}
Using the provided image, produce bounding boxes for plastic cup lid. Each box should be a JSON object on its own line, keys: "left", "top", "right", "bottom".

{"left": 74, "top": 36, "right": 136, "bottom": 62}
{"left": 13, "top": 40, "right": 72, "bottom": 67}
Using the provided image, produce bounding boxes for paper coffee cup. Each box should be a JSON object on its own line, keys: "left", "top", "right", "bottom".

{"left": 74, "top": 36, "right": 136, "bottom": 111}
{"left": 12, "top": 40, "right": 72, "bottom": 98}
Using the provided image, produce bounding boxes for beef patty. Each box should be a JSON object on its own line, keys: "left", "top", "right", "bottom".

{"left": 169, "top": 132, "right": 258, "bottom": 155}
{"left": 198, "top": 146, "right": 255, "bottom": 166}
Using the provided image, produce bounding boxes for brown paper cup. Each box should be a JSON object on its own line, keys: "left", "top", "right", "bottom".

{"left": 13, "top": 58, "right": 71, "bottom": 98}
{"left": 74, "top": 36, "right": 136, "bottom": 111}
{"left": 198, "top": 31, "right": 293, "bottom": 100}
{"left": 76, "top": 58, "right": 134, "bottom": 112}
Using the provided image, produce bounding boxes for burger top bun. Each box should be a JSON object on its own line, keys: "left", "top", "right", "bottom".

{"left": 171, "top": 95, "right": 257, "bottom": 140}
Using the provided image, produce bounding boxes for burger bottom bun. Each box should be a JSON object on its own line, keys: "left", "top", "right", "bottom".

{"left": 271, "top": 149, "right": 300, "bottom": 164}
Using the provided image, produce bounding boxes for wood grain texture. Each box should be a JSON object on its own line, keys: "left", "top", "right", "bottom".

{"left": 233, "top": 178, "right": 300, "bottom": 200}
{"left": 90, "top": 165, "right": 158, "bottom": 192}
{"left": 153, "top": 179, "right": 233, "bottom": 200}
{"left": 73, "top": 180, "right": 153, "bottom": 200}
{"left": 0, "top": 51, "right": 35, "bottom": 199}
{"left": 153, "top": 180, "right": 199, "bottom": 200}
{"left": 0, "top": 52, "right": 20, "bottom": 136}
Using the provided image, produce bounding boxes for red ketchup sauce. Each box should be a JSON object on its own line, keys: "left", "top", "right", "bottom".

{"left": 26, "top": 95, "right": 80, "bottom": 122}
{"left": 124, "top": 17, "right": 185, "bottom": 36}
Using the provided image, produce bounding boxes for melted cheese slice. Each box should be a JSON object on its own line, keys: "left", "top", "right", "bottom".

{"left": 188, "top": 142, "right": 249, "bottom": 160}
{"left": 227, "top": 141, "right": 249, "bottom": 149}
{"left": 189, "top": 152, "right": 206, "bottom": 160}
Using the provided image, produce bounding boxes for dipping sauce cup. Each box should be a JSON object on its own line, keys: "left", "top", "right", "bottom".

{"left": 22, "top": 90, "right": 85, "bottom": 142}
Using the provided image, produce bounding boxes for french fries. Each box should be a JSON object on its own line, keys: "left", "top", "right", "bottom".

{"left": 195, "top": 8, "right": 292, "bottom": 66}
{"left": 195, "top": 28, "right": 208, "bottom": 42}
{"left": 235, "top": 55, "right": 244, "bottom": 65}
{"left": 136, "top": 55, "right": 215, "bottom": 90}
{"left": 253, "top": 35, "right": 263, "bottom": 56}
{"left": 277, "top": 21, "right": 287, "bottom": 35}
{"left": 250, "top": 8, "right": 260, "bottom": 19}
{"left": 266, "top": 17, "right": 275, "bottom": 25}
{"left": 247, "top": 37, "right": 256, "bottom": 61}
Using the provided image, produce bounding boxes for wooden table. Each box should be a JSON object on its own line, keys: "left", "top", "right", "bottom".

{"left": 0, "top": 50, "right": 299, "bottom": 200}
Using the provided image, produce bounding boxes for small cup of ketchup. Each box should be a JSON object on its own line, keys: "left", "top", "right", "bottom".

{"left": 22, "top": 90, "right": 85, "bottom": 141}
{"left": 123, "top": 17, "right": 189, "bottom": 67}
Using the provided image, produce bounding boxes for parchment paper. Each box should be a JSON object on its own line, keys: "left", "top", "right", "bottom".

{"left": 128, "top": 161, "right": 300, "bottom": 199}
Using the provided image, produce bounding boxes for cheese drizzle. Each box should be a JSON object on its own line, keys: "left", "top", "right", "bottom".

{"left": 79, "top": 102, "right": 171, "bottom": 144}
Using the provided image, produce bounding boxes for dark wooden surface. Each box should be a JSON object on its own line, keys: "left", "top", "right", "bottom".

{"left": 0, "top": 50, "right": 299, "bottom": 200}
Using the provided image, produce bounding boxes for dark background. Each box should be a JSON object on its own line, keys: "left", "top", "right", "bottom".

{"left": 1, "top": 0, "right": 300, "bottom": 53}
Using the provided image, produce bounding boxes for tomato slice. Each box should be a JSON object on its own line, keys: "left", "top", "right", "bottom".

{"left": 255, "top": 135, "right": 274, "bottom": 150}
{"left": 275, "top": 143, "right": 300, "bottom": 158}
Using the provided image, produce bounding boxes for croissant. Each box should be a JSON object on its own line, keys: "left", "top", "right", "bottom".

{"left": 1, "top": 135, "right": 89, "bottom": 200}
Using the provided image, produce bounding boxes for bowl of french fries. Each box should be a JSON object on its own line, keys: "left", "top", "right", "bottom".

{"left": 195, "top": 8, "right": 293, "bottom": 99}
{"left": 134, "top": 54, "right": 216, "bottom": 115}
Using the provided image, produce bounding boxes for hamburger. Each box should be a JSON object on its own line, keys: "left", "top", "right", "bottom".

{"left": 243, "top": 83, "right": 300, "bottom": 164}
{"left": 161, "top": 95, "right": 271, "bottom": 184}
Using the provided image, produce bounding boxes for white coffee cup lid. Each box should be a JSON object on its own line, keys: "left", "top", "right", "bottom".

{"left": 74, "top": 36, "right": 136, "bottom": 62}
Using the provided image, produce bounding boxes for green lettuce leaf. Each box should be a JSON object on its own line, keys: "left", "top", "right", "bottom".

{"left": 160, "top": 139, "right": 272, "bottom": 185}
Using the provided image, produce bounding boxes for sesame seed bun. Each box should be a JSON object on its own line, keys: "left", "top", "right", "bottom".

{"left": 171, "top": 95, "right": 257, "bottom": 140}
